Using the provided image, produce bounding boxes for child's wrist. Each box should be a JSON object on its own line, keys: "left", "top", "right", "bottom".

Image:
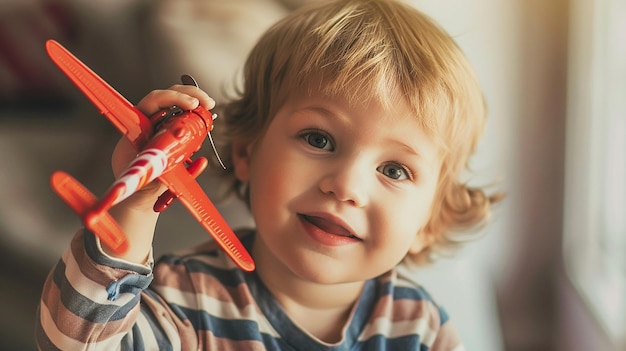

{"left": 115, "top": 186, "right": 165, "bottom": 212}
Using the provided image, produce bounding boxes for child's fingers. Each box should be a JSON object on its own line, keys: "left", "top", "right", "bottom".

{"left": 136, "top": 86, "right": 216, "bottom": 116}
{"left": 167, "top": 84, "right": 216, "bottom": 109}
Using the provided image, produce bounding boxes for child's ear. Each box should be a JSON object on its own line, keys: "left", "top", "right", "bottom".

{"left": 232, "top": 140, "right": 254, "bottom": 182}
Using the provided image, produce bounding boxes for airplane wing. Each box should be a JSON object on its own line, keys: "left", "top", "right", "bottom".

{"left": 158, "top": 164, "right": 255, "bottom": 272}
{"left": 46, "top": 40, "right": 152, "bottom": 148}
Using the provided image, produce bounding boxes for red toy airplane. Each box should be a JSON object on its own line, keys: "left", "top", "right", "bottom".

{"left": 46, "top": 39, "right": 254, "bottom": 272}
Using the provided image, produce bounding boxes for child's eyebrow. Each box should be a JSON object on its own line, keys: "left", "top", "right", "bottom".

{"left": 391, "top": 140, "right": 422, "bottom": 158}
{"left": 299, "top": 106, "right": 335, "bottom": 118}
{"left": 297, "top": 105, "right": 352, "bottom": 125}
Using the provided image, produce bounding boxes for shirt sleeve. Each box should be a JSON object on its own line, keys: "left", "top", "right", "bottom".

{"left": 35, "top": 229, "right": 158, "bottom": 350}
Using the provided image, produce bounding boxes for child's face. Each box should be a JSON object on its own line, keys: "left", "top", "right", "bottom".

{"left": 233, "top": 88, "right": 442, "bottom": 284}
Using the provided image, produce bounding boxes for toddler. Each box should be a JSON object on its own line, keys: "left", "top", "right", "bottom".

{"left": 36, "top": 0, "right": 499, "bottom": 350}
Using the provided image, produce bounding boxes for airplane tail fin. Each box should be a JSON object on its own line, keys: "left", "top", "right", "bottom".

{"left": 51, "top": 171, "right": 129, "bottom": 254}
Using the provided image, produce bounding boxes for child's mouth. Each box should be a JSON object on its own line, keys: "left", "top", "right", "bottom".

{"left": 298, "top": 214, "right": 360, "bottom": 240}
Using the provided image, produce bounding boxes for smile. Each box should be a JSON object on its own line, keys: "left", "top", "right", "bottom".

{"left": 297, "top": 214, "right": 361, "bottom": 246}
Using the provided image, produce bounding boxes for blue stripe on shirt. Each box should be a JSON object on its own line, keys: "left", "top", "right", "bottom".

{"left": 355, "top": 334, "right": 430, "bottom": 351}
{"left": 177, "top": 305, "right": 265, "bottom": 341}
{"left": 383, "top": 281, "right": 449, "bottom": 325}
{"left": 52, "top": 258, "right": 140, "bottom": 323}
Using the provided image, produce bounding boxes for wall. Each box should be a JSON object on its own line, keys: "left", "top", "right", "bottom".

{"left": 416, "top": 0, "right": 621, "bottom": 350}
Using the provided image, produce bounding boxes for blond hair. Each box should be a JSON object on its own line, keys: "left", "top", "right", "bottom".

{"left": 214, "top": 0, "right": 502, "bottom": 266}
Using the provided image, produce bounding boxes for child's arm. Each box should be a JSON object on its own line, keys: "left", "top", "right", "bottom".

{"left": 35, "top": 86, "right": 215, "bottom": 350}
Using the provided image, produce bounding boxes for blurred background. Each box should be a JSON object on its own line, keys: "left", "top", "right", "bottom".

{"left": 0, "top": 0, "right": 624, "bottom": 350}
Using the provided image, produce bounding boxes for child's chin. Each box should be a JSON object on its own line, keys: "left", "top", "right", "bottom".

{"left": 287, "top": 256, "right": 368, "bottom": 284}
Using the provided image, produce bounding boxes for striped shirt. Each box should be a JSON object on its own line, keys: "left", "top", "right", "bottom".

{"left": 36, "top": 229, "right": 465, "bottom": 350}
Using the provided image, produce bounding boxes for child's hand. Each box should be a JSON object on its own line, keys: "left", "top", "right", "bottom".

{"left": 105, "top": 85, "right": 215, "bottom": 263}
{"left": 110, "top": 85, "right": 216, "bottom": 211}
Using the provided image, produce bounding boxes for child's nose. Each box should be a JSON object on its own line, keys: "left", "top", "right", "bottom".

{"left": 318, "top": 160, "right": 371, "bottom": 207}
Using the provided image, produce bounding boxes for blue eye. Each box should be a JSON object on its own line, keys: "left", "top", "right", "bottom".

{"left": 377, "top": 163, "right": 409, "bottom": 180}
{"left": 303, "top": 131, "right": 334, "bottom": 151}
